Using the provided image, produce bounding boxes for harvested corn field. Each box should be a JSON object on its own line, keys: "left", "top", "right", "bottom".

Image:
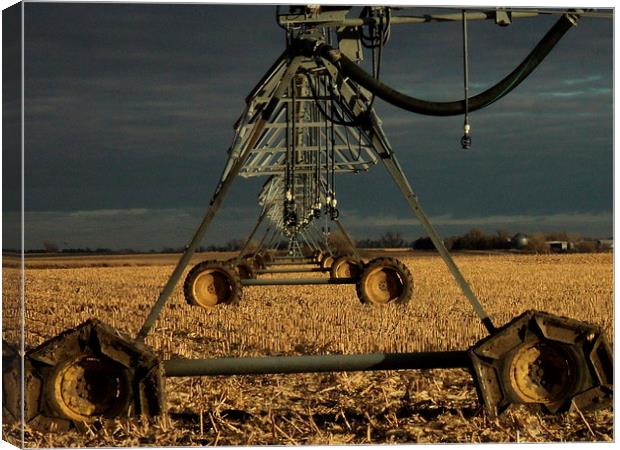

{"left": 2, "top": 252, "right": 614, "bottom": 446}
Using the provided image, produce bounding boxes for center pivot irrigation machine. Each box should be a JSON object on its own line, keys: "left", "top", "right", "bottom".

{"left": 3, "top": 5, "right": 613, "bottom": 431}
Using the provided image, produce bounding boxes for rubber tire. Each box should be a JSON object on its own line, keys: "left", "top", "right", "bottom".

{"left": 224, "top": 258, "right": 256, "bottom": 279}
{"left": 330, "top": 255, "right": 363, "bottom": 279}
{"left": 313, "top": 250, "right": 324, "bottom": 263}
{"left": 24, "top": 319, "right": 165, "bottom": 432}
{"left": 184, "top": 260, "right": 241, "bottom": 307}
{"left": 2, "top": 340, "right": 20, "bottom": 424}
{"left": 253, "top": 253, "right": 267, "bottom": 270}
{"left": 236, "top": 262, "right": 256, "bottom": 280}
{"left": 320, "top": 254, "right": 336, "bottom": 271}
{"left": 356, "top": 257, "right": 413, "bottom": 305}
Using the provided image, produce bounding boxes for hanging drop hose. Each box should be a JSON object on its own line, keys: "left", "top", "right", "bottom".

{"left": 461, "top": 10, "right": 472, "bottom": 149}
{"left": 304, "top": 72, "right": 361, "bottom": 127}
{"left": 306, "top": 13, "right": 578, "bottom": 117}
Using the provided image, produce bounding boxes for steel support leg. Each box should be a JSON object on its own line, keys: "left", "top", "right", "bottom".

{"left": 300, "top": 229, "right": 322, "bottom": 254}
{"left": 251, "top": 225, "right": 273, "bottom": 258}
{"left": 138, "top": 56, "right": 304, "bottom": 339}
{"left": 379, "top": 150, "right": 495, "bottom": 333}
{"left": 258, "top": 227, "right": 280, "bottom": 257}
{"left": 305, "top": 227, "right": 322, "bottom": 253}
{"left": 333, "top": 219, "right": 362, "bottom": 260}
{"left": 309, "top": 224, "right": 331, "bottom": 254}
{"left": 270, "top": 230, "right": 283, "bottom": 252}
{"left": 316, "top": 54, "right": 495, "bottom": 333}
{"left": 234, "top": 209, "right": 269, "bottom": 265}
{"left": 298, "top": 231, "right": 317, "bottom": 254}
{"left": 137, "top": 128, "right": 263, "bottom": 339}
{"left": 321, "top": 226, "right": 335, "bottom": 256}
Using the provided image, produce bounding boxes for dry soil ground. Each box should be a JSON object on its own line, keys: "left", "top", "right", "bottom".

{"left": 2, "top": 251, "right": 614, "bottom": 446}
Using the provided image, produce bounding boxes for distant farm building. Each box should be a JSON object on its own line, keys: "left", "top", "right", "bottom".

{"left": 546, "top": 240, "right": 572, "bottom": 252}
{"left": 597, "top": 239, "right": 613, "bottom": 250}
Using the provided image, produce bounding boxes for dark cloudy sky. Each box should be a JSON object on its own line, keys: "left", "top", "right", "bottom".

{"left": 5, "top": 3, "right": 614, "bottom": 251}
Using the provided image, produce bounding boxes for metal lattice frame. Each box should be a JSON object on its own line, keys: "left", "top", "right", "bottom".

{"left": 138, "top": 38, "right": 496, "bottom": 338}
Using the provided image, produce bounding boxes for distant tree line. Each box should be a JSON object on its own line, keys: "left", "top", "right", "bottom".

{"left": 15, "top": 229, "right": 609, "bottom": 255}
{"left": 414, "top": 229, "right": 513, "bottom": 251}
{"left": 354, "top": 229, "right": 609, "bottom": 254}
{"left": 355, "top": 229, "right": 512, "bottom": 250}
{"left": 357, "top": 231, "right": 407, "bottom": 249}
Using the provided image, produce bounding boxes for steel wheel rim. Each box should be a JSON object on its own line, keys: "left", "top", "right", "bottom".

{"left": 335, "top": 260, "right": 359, "bottom": 278}
{"left": 363, "top": 266, "right": 404, "bottom": 304}
{"left": 192, "top": 269, "right": 233, "bottom": 307}
{"left": 508, "top": 341, "right": 578, "bottom": 404}
{"left": 323, "top": 256, "right": 335, "bottom": 269}
{"left": 50, "top": 355, "right": 130, "bottom": 421}
{"left": 334, "top": 261, "right": 352, "bottom": 277}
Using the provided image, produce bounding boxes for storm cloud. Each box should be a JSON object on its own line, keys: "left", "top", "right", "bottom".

{"left": 12, "top": 4, "right": 613, "bottom": 250}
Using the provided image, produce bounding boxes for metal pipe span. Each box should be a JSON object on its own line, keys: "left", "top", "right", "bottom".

{"left": 164, "top": 351, "right": 470, "bottom": 377}
{"left": 278, "top": 11, "right": 543, "bottom": 29}
{"left": 279, "top": 9, "right": 608, "bottom": 29}
{"left": 257, "top": 268, "right": 326, "bottom": 273}
{"left": 241, "top": 278, "right": 356, "bottom": 286}
{"left": 269, "top": 261, "right": 315, "bottom": 266}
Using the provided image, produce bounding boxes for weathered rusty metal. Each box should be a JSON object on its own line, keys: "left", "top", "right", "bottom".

{"left": 24, "top": 319, "right": 165, "bottom": 431}
{"left": 468, "top": 310, "right": 613, "bottom": 416}
{"left": 2, "top": 339, "right": 21, "bottom": 424}
{"left": 18, "top": 309, "right": 614, "bottom": 433}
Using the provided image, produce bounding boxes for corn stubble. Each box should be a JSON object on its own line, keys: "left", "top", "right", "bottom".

{"left": 2, "top": 253, "right": 613, "bottom": 446}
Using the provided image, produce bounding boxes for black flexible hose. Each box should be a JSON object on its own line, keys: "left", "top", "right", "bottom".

{"left": 314, "top": 13, "right": 577, "bottom": 117}
{"left": 303, "top": 72, "right": 361, "bottom": 127}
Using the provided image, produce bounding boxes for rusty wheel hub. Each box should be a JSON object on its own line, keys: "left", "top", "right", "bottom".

{"left": 193, "top": 270, "right": 233, "bottom": 307}
{"left": 508, "top": 341, "right": 576, "bottom": 405}
{"left": 335, "top": 261, "right": 359, "bottom": 278}
{"left": 321, "top": 255, "right": 335, "bottom": 270}
{"left": 49, "top": 355, "right": 131, "bottom": 421}
{"left": 23, "top": 319, "right": 165, "bottom": 431}
{"left": 335, "top": 263, "right": 351, "bottom": 277}
{"left": 469, "top": 310, "right": 613, "bottom": 415}
{"left": 364, "top": 267, "right": 403, "bottom": 304}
